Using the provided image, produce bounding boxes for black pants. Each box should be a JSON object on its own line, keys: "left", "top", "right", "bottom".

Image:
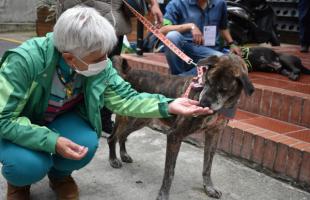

{"left": 299, "top": 0, "right": 310, "bottom": 46}
{"left": 101, "top": 35, "right": 124, "bottom": 134}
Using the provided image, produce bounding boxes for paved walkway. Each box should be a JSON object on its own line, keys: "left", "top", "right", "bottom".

{"left": 1, "top": 128, "right": 309, "bottom": 200}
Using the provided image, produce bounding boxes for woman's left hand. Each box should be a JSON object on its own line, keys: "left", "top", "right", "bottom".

{"left": 168, "top": 98, "right": 213, "bottom": 117}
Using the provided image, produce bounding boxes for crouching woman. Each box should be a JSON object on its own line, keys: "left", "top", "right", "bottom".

{"left": 0, "top": 6, "right": 212, "bottom": 200}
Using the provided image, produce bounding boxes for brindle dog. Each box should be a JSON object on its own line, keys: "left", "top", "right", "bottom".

{"left": 108, "top": 54, "right": 254, "bottom": 200}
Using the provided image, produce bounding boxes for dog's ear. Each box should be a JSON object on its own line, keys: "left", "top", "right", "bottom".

{"left": 197, "top": 55, "right": 220, "bottom": 68}
{"left": 238, "top": 74, "right": 255, "bottom": 96}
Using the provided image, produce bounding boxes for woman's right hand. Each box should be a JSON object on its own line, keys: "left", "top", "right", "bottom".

{"left": 56, "top": 137, "right": 88, "bottom": 160}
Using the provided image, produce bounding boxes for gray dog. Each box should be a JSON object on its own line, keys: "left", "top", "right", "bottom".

{"left": 108, "top": 54, "right": 254, "bottom": 200}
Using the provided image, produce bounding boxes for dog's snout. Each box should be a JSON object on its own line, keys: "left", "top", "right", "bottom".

{"left": 199, "top": 100, "right": 211, "bottom": 108}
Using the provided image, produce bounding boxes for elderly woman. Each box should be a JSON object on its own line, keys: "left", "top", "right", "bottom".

{"left": 0, "top": 6, "right": 212, "bottom": 200}
{"left": 56, "top": 0, "right": 164, "bottom": 137}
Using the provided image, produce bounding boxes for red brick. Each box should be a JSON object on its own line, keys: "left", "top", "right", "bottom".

{"left": 289, "top": 97, "right": 303, "bottom": 125}
{"left": 260, "top": 89, "right": 272, "bottom": 116}
{"left": 274, "top": 144, "right": 288, "bottom": 174}
{"left": 268, "top": 134, "right": 289, "bottom": 143}
{"left": 291, "top": 142, "right": 310, "bottom": 151}
{"left": 231, "top": 129, "right": 244, "bottom": 157}
{"left": 243, "top": 93, "right": 254, "bottom": 112}
{"left": 256, "top": 131, "right": 278, "bottom": 139}
{"left": 250, "top": 89, "right": 262, "bottom": 113}
{"left": 232, "top": 121, "right": 255, "bottom": 130}
{"left": 237, "top": 93, "right": 246, "bottom": 109}
{"left": 262, "top": 140, "right": 277, "bottom": 170}
{"left": 279, "top": 137, "right": 302, "bottom": 147}
{"left": 298, "top": 152, "right": 310, "bottom": 184}
{"left": 252, "top": 136, "right": 265, "bottom": 165}
{"left": 286, "top": 148, "right": 303, "bottom": 179}
{"left": 279, "top": 94, "right": 292, "bottom": 122}
{"left": 301, "top": 99, "right": 310, "bottom": 127}
{"left": 240, "top": 131, "right": 254, "bottom": 160}
{"left": 286, "top": 129, "right": 310, "bottom": 143}
{"left": 218, "top": 127, "right": 233, "bottom": 153}
{"left": 270, "top": 92, "right": 282, "bottom": 119}
{"left": 247, "top": 127, "right": 267, "bottom": 136}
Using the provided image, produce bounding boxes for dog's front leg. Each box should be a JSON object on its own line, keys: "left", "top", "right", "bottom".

{"left": 157, "top": 131, "right": 182, "bottom": 200}
{"left": 203, "top": 120, "right": 227, "bottom": 199}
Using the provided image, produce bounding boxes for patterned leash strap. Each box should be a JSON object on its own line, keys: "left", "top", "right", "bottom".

{"left": 182, "top": 66, "right": 205, "bottom": 98}
{"left": 122, "top": 0, "right": 196, "bottom": 66}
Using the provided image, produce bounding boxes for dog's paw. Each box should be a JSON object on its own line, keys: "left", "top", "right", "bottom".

{"left": 109, "top": 158, "right": 123, "bottom": 168}
{"left": 288, "top": 73, "right": 299, "bottom": 81}
{"left": 121, "top": 153, "right": 133, "bottom": 163}
{"left": 156, "top": 191, "right": 169, "bottom": 200}
{"left": 204, "top": 186, "right": 222, "bottom": 199}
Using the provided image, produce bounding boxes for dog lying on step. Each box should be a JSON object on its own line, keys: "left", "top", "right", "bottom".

{"left": 108, "top": 54, "right": 254, "bottom": 200}
{"left": 241, "top": 46, "right": 310, "bottom": 81}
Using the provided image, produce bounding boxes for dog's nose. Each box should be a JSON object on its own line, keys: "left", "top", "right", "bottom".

{"left": 199, "top": 100, "right": 211, "bottom": 108}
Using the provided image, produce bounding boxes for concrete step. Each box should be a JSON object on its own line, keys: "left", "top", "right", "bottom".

{"left": 218, "top": 109, "right": 310, "bottom": 190}
{"left": 238, "top": 72, "right": 310, "bottom": 128}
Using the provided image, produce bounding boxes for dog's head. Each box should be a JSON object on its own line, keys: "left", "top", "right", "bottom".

{"left": 248, "top": 47, "right": 282, "bottom": 72}
{"left": 197, "top": 54, "right": 254, "bottom": 111}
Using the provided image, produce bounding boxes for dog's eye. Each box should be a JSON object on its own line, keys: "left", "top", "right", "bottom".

{"left": 220, "top": 88, "right": 228, "bottom": 92}
{"left": 218, "top": 86, "right": 228, "bottom": 93}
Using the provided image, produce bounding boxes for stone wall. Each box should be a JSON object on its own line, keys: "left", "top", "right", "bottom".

{"left": 0, "top": 0, "right": 37, "bottom": 32}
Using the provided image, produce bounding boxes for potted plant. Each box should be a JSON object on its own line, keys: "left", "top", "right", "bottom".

{"left": 36, "top": 0, "right": 57, "bottom": 36}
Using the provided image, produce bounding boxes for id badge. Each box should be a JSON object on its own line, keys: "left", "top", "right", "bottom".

{"left": 203, "top": 26, "right": 216, "bottom": 46}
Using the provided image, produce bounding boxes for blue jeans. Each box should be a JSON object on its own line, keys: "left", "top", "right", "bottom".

{"left": 165, "top": 31, "right": 223, "bottom": 76}
{"left": 0, "top": 111, "right": 98, "bottom": 186}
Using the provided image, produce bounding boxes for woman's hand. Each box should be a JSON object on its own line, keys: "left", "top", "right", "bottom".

{"left": 56, "top": 137, "right": 88, "bottom": 160}
{"left": 168, "top": 98, "right": 213, "bottom": 117}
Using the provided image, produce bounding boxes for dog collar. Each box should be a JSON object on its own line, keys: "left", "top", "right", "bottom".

{"left": 240, "top": 47, "right": 253, "bottom": 71}
{"left": 182, "top": 66, "right": 206, "bottom": 98}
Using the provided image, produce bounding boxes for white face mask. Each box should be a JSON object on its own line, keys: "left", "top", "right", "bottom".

{"left": 74, "top": 56, "right": 108, "bottom": 77}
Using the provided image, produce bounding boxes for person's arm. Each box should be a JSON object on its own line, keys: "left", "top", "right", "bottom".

{"left": 147, "top": 0, "right": 163, "bottom": 25}
{"left": 160, "top": 22, "right": 194, "bottom": 35}
{"left": 160, "top": 21, "right": 204, "bottom": 45}
{"left": 219, "top": 1, "right": 241, "bottom": 55}
{"left": 220, "top": 29, "right": 241, "bottom": 55}
{"left": 0, "top": 54, "right": 59, "bottom": 153}
{"left": 103, "top": 67, "right": 212, "bottom": 118}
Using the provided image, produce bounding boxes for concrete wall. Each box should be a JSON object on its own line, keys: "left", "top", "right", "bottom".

{"left": 0, "top": 0, "right": 37, "bottom": 32}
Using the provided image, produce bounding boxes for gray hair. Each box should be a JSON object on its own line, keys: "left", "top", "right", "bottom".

{"left": 53, "top": 6, "right": 117, "bottom": 57}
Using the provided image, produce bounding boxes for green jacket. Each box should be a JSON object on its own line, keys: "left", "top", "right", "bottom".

{"left": 0, "top": 33, "right": 172, "bottom": 154}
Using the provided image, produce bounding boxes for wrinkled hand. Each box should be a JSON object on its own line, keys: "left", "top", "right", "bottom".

{"left": 150, "top": 3, "right": 163, "bottom": 26}
{"left": 168, "top": 98, "right": 213, "bottom": 117}
{"left": 230, "top": 45, "right": 242, "bottom": 56}
{"left": 56, "top": 137, "right": 88, "bottom": 160}
{"left": 191, "top": 24, "right": 204, "bottom": 45}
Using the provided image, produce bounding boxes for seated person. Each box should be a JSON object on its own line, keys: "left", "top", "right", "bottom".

{"left": 160, "top": 0, "right": 241, "bottom": 75}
